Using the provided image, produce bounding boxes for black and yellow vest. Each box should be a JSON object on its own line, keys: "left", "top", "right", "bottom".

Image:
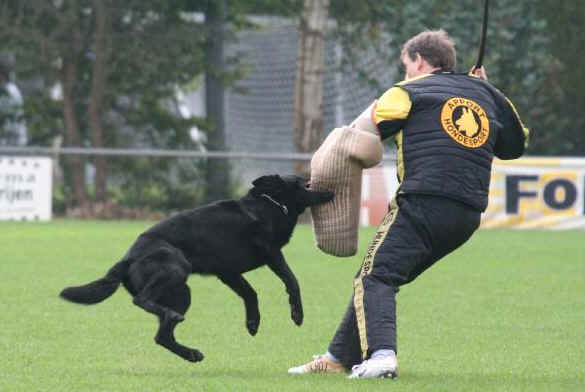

{"left": 377, "top": 73, "right": 526, "bottom": 211}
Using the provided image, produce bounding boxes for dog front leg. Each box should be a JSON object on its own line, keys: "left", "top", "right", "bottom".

{"left": 267, "top": 251, "right": 303, "bottom": 326}
{"left": 219, "top": 275, "right": 260, "bottom": 336}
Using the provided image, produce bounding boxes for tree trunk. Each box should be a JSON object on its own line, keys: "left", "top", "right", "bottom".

{"left": 88, "top": 0, "right": 108, "bottom": 202}
{"left": 294, "top": 0, "right": 329, "bottom": 179}
{"left": 61, "top": 0, "right": 87, "bottom": 211}
{"left": 204, "top": 0, "right": 230, "bottom": 203}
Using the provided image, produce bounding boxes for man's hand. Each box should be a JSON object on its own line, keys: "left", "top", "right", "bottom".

{"left": 470, "top": 66, "right": 488, "bottom": 81}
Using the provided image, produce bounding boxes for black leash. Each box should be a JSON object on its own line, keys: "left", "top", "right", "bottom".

{"left": 475, "top": 0, "right": 490, "bottom": 69}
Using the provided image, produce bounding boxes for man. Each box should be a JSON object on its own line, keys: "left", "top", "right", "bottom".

{"left": 288, "top": 30, "right": 529, "bottom": 379}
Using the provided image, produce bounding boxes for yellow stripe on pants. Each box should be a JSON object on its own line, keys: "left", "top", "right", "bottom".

{"left": 353, "top": 197, "right": 399, "bottom": 359}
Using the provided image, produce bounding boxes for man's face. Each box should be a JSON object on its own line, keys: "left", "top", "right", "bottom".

{"left": 401, "top": 52, "right": 421, "bottom": 80}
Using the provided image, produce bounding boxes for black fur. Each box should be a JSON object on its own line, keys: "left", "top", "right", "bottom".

{"left": 60, "top": 175, "right": 333, "bottom": 363}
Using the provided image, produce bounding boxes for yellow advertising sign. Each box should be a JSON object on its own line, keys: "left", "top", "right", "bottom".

{"left": 362, "top": 158, "right": 585, "bottom": 229}
{"left": 482, "top": 158, "right": 585, "bottom": 229}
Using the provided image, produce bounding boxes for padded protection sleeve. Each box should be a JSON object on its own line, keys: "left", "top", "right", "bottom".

{"left": 310, "top": 123, "right": 383, "bottom": 257}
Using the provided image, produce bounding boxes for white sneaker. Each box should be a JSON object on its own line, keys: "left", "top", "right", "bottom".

{"left": 288, "top": 354, "right": 345, "bottom": 374}
{"left": 348, "top": 355, "right": 398, "bottom": 379}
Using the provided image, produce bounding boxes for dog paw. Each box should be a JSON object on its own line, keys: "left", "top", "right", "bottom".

{"left": 291, "top": 305, "right": 303, "bottom": 326}
{"left": 246, "top": 318, "right": 260, "bottom": 336}
{"left": 187, "top": 349, "right": 204, "bottom": 363}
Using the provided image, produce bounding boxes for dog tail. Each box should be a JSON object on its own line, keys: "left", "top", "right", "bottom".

{"left": 60, "top": 260, "right": 128, "bottom": 305}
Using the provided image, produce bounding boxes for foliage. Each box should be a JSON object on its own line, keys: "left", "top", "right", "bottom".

{"left": 0, "top": 83, "right": 26, "bottom": 144}
{"left": 533, "top": 0, "right": 585, "bottom": 155}
{"left": 329, "top": 0, "right": 583, "bottom": 156}
{"left": 0, "top": 0, "right": 583, "bottom": 217}
{"left": 0, "top": 0, "right": 212, "bottom": 212}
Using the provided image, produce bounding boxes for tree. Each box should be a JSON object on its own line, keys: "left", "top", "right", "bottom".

{"left": 313, "top": 0, "right": 585, "bottom": 157}
{"left": 88, "top": 0, "right": 108, "bottom": 202}
{"left": 534, "top": 0, "right": 585, "bottom": 155}
{"left": 0, "top": 0, "right": 209, "bottom": 215}
{"left": 294, "top": 0, "right": 329, "bottom": 178}
{"left": 203, "top": 0, "right": 231, "bottom": 203}
{"left": 1, "top": 0, "right": 581, "bottom": 218}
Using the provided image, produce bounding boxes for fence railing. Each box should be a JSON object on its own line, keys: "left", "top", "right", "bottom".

{"left": 0, "top": 146, "right": 397, "bottom": 162}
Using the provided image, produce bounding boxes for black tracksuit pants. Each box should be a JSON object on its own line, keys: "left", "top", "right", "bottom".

{"left": 327, "top": 193, "right": 481, "bottom": 369}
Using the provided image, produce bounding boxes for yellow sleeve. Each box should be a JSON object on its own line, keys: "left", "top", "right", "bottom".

{"left": 373, "top": 87, "right": 412, "bottom": 140}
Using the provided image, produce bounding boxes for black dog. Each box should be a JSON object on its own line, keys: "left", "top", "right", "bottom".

{"left": 60, "top": 175, "right": 333, "bottom": 363}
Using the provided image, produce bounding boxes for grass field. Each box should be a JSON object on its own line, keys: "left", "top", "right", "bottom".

{"left": 1, "top": 220, "right": 584, "bottom": 391}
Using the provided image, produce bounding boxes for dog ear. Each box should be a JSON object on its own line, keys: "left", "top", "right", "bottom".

{"left": 251, "top": 175, "right": 286, "bottom": 194}
{"left": 279, "top": 175, "right": 308, "bottom": 188}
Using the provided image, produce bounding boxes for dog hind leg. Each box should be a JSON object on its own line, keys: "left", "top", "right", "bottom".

{"left": 155, "top": 284, "right": 204, "bottom": 363}
{"left": 132, "top": 270, "right": 186, "bottom": 322}
{"left": 131, "top": 248, "right": 190, "bottom": 322}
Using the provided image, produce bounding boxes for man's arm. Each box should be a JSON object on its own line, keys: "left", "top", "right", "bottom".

{"left": 469, "top": 66, "right": 530, "bottom": 160}
{"left": 372, "top": 86, "right": 412, "bottom": 140}
{"left": 494, "top": 97, "right": 530, "bottom": 160}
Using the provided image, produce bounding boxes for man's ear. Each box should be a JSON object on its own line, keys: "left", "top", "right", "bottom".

{"left": 251, "top": 175, "right": 285, "bottom": 194}
{"left": 415, "top": 52, "right": 424, "bottom": 71}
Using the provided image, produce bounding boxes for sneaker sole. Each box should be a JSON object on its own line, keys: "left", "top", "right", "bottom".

{"left": 348, "top": 370, "right": 398, "bottom": 379}
{"left": 381, "top": 370, "right": 398, "bottom": 379}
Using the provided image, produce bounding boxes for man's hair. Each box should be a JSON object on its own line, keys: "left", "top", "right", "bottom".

{"left": 401, "top": 30, "right": 456, "bottom": 72}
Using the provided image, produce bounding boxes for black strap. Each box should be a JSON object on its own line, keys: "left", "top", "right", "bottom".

{"left": 475, "top": 0, "right": 490, "bottom": 68}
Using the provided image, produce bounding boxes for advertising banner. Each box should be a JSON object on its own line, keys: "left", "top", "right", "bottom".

{"left": 0, "top": 156, "right": 52, "bottom": 221}
{"left": 360, "top": 157, "right": 585, "bottom": 229}
{"left": 482, "top": 158, "right": 585, "bottom": 229}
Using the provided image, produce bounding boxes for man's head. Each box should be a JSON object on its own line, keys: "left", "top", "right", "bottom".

{"left": 400, "top": 30, "right": 456, "bottom": 79}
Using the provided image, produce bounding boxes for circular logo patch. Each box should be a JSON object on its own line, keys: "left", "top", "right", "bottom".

{"left": 440, "top": 97, "right": 490, "bottom": 148}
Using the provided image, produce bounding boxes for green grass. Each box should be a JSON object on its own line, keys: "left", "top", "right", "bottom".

{"left": 1, "top": 221, "right": 584, "bottom": 391}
